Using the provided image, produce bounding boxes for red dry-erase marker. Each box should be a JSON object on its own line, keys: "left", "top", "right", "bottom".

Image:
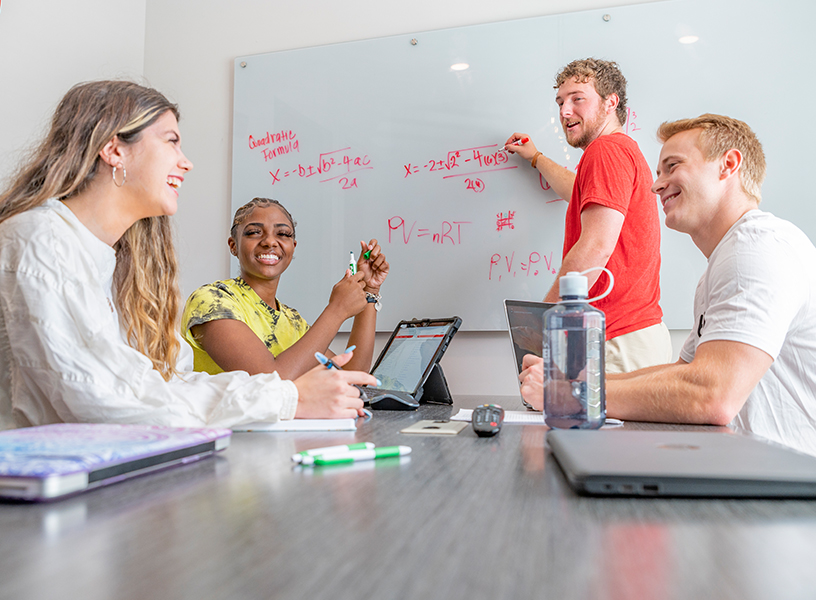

{"left": 505, "top": 136, "right": 530, "bottom": 147}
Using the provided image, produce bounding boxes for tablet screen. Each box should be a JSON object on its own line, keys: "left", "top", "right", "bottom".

{"left": 371, "top": 321, "right": 455, "bottom": 395}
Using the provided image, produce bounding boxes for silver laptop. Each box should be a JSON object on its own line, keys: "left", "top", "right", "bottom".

{"left": 0, "top": 423, "right": 231, "bottom": 501}
{"left": 548, "top": 429, "right": 816, "bottom": 498}
{"left": 503, "top": 299, "right": 555, "bottom": 408}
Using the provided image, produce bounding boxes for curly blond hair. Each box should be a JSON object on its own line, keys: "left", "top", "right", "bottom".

{"left": 555, "top": 58, "right": 628, "bottom": 127}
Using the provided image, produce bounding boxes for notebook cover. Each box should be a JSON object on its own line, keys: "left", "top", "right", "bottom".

{"left": 0, "top": 423, "right": 231, "bottom": 478}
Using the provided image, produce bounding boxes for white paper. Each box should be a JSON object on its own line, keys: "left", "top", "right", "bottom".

{"left": 232, "top": 418, "right": 357, "bottom": 432}
{"left": 450, "top": 409, "right": 623, "bottom": 428}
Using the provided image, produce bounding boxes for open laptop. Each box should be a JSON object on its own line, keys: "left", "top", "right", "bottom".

{"left": 0, "top": 423, "right": 231, "bottom": 501}
{"left": 363, "top": 317, "right": 461, "bottom": 411}
{"left": 548, "top": 429, "right": 816, "bottom": 498}
{"left": 503, "top": 299, "right": 555, "bottom": 408}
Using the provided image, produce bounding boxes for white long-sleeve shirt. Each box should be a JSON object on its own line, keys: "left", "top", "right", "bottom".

{"left": 0, "top": 199, "right": 298, "bottom": 430}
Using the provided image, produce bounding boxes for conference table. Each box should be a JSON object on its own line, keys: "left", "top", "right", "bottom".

{"left": 2, "top": 395, "right": 816, "bottom": 600}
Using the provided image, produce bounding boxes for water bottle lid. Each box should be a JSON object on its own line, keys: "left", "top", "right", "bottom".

{"left": 559, "top": 271, "right": 588, "bottom": 298}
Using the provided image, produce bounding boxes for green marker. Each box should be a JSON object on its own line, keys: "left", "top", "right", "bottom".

{"left": 363, "top": 249, "right": 372, "bottom": 260}
{"left": 291, "top": 442, "right": 374, "bottom": 463}
{"left": 349, "top": 251, "right": 357, "bottom": 275}
{"left": 301, "top": 445, "right": 412, "bottom": 466}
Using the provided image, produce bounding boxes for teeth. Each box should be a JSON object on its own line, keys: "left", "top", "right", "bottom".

{"left": 258, "top": 253, "right": 279, "bottom": 261}
{"left": 167, "top": 178, "right": 181, "bottom": 189}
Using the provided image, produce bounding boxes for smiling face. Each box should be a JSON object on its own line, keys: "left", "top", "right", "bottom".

{"left": 229, "top": 205, "right": 297, "bottom": 286}
{"left": 121, "top": 110, "right": 193, "bottom": 218}
{"left": 652, "top": 128, "right": 724, "bottom": 236}
{"left": 555, "top": 77, "right": 617, "bottom": 149}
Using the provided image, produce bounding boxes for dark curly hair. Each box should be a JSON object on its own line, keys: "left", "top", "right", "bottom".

{"left": 231, "top": 197, "right": 297, "bottom": 238}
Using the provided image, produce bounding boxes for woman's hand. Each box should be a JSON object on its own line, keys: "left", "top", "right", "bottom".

{"left": 293, "top": 350, "right": 377, "bottom": 418}
{"left": 357, "top": 239, "right": 389, "bottom": 292}
{"left": 327, "top": 270, "right": 368, "bottom": 320}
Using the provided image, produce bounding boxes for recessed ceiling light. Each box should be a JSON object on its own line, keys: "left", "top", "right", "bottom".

{"left": 679, "top": 35, "right": 699, "bottom": 44}
{"left": 451, "top": 63, "right": 469, "bottom": 71}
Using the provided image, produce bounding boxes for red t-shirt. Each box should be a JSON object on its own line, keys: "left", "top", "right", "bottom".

{"left": 564, "top": 132, "right": 663, "bottom": 339}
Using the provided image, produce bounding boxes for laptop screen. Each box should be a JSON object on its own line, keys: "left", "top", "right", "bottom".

{"left": 504, "top": 299, "right": 555, "bottom": 373}
{"left": 371, "top": 320, "right": 457, "bottom": 395}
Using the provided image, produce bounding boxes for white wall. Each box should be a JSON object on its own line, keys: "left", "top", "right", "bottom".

{"left": 0, "top": 0, "right": 681, "bottom": 397}
{"left": 0, "top": 0, "right": 146, "bottom": 182}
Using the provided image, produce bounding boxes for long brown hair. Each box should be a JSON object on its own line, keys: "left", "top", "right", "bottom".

{"left": 0, "top": 80, "right": 182, "bottom": 380}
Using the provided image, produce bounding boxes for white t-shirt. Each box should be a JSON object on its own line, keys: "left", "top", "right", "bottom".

{"left": 0, "top": 199, "right": 298, "bottom": 430}
{"left": 680, "top": 210, "right": 816, "bottom": 456}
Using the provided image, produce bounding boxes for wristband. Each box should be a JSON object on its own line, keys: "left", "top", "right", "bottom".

{"left": 531, "top": 151, "right": 543, "bottom": 169}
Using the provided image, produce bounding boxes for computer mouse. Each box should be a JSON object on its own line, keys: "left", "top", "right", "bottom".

{"left": 472, "top": 404, "right": 504, "bottom": 437}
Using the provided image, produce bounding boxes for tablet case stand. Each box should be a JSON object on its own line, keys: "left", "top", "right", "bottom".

{"left": 419, "top": 363, "right": 453, "bottom": 405}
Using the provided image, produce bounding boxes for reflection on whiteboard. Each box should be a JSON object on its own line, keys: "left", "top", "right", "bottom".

{"left": 371, "top": 325, "right": 448, "bottom": 393}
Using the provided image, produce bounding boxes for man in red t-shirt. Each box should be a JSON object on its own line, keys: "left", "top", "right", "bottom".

{"left": 506, "top": 58, "right": 671, "bottom": 372}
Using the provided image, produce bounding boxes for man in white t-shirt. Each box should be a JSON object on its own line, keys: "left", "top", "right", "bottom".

{"left": 520, "top": 114, "right": 816, "bottom": 456}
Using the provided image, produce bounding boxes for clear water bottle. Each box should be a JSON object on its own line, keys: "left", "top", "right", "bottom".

{"left": 542, "top": 271, "right": 606, "bottom": 429}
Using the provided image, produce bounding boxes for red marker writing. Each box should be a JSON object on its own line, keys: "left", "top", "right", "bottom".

{"left": 505, "top": 136, "right": 530, "bottom": 147}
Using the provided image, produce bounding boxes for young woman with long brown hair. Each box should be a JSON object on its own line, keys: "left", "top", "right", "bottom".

{"left": 0, "top": 80, "right": 374, "bottom": 429}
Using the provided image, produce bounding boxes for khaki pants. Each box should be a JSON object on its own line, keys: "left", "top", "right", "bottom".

{"left": 605, "top": 322, "right": 673, "bottom": 374}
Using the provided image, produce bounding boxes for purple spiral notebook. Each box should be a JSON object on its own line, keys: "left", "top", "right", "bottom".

{"left": 0, "top": 423, "right": 231, "bottom": 501}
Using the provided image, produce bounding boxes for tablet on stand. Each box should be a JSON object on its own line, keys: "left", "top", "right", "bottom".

{"left": 362, "top": 317, "right": 461, "bottom": 410}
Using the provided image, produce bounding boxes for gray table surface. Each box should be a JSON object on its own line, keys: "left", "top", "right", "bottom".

{"left": 2, "top": 395, "right": 816, "bottom": 600}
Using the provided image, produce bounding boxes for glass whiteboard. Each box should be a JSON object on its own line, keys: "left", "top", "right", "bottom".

{"left": 232, "top": 0, "right": 815, "bottom": 330}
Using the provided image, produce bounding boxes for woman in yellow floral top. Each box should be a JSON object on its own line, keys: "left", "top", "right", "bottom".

{"left": 182, "top": 197, "right": 389, "bottom": 379}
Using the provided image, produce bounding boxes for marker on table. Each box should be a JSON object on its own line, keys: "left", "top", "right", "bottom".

{"left": 349, "top": 251, "right": 357, "bottom": 275}
{"left": 291, "top": 442, "right": 375, "bottom": 463}
{"left": 505, "top": 136, "right": 530, "bottom": 147}
{"left": 300, "top": 445, "right": 412, "bottom": 466}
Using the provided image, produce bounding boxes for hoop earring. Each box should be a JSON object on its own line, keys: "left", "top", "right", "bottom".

{"left": 112, "top": 165, "right": 126, "bottom": 188}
